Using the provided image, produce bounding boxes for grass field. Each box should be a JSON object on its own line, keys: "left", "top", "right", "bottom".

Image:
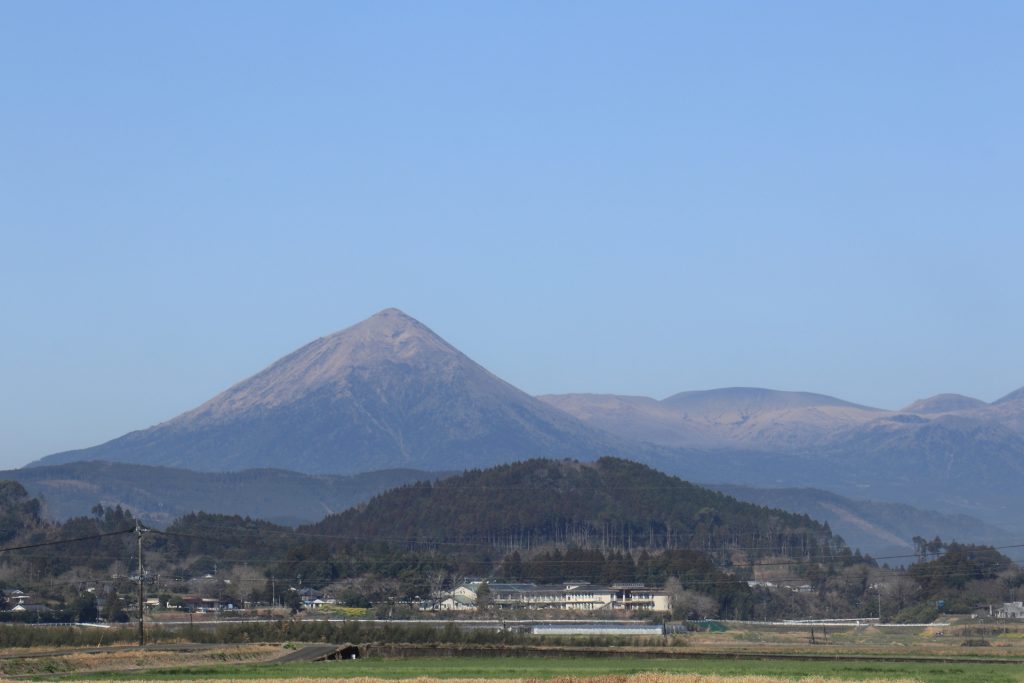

{"left": 13, "top": 619, "right": 1024, "bottom": 683}
{"left": 29, "top": 655, "right": 1024, "bottom": 683}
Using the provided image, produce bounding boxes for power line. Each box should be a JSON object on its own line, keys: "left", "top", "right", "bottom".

{"left": 0, "top": 528, "right": 135, "bottom": 554}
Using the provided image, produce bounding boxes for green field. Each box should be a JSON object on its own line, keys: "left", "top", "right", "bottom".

{"left": 33, "top": 656, "right": 1024, "bottom": 683}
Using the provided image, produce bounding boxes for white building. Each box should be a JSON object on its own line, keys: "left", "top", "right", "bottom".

{"left": 437, "top": 581, "right": 671, "bottom": 613}
{"left": 997, "top": 601, "right": 1024, "bottom": 619}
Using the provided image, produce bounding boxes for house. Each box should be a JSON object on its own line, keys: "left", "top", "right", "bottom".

{"left": 178, "top": 595, "right": 234, "bottom": 612}
{"left": 298, "top": 587, "right": 325, "bottom": 609}
{"left": 997, "top": 602, "right": 1024, "bottom": 619}
{"left": 7, "top": 590, "right": 30, "bottom": 606}
{"left": 11, "top": 603, "right": 49, "bottom": 614}
{"left": 438, "top": 595, "right": 476, "bottom": 611}
{"left": 451, "top": 582, "right": 482, "bottom": 601}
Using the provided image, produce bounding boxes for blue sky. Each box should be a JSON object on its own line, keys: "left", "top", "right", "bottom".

{"left": 2, "top": 2, "right": 1023, "bottom": 468}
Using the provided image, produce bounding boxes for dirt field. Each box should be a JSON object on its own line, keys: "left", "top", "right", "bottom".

{"left": 0, "top": 644, "right": 279, "bottom": 677}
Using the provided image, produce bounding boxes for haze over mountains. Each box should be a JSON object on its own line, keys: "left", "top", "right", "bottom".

{"left": 541, "top": 384, "right": 1024, "bottom": 530}
{"left": 709, "top": 484, "right": 1010, "bottom": 561}
{"left": 25, "top": 307, "right": 1024, "bottom": 541}
{"left": 540, "top": 386, "right": 1024, "bottom": 453}
{"left": 539, "top": 388, "right": 886, "bottom": 451}
{"left": 3, "top": 461, "right": 445, "bottom": 527}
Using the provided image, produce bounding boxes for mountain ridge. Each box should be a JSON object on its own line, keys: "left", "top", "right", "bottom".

{"left": 32, "top": 308, "right": 640, "bottom": 474}
{"left": 5, "top": 460, "right": 450, "bottom": 527}
{"left": 900, "top": 393, "right": 987, "bottom": 414}
{"left": 24, "top": 308, "right": 1024, "bottom": 538}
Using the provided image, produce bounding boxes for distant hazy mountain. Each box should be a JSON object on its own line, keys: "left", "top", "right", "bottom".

{"left": 895, "top": 388, "right": 1024, "bottom": 431}
{"left": 540, "top": 387, "right": 886, "bottom": 451}
{"left": 900, "top": 393, "right": 987, "bottom": 414}
{"left": 541, "top": 385, "right": 1024, "bottom": 534}
{"left": 23, "top": 307, "right": 1024, "bottom": 540}
{"left": 3, "top": 461, "right": 447, "bottom": 527}
{"left": 984, "top": 387, "right": 1024, "bottom": 435}
{"left": 31, "top": 309, "right": 632, "bottom": 473}
{"left": 710, "top": 483, "right": 1012, "bottom": 560}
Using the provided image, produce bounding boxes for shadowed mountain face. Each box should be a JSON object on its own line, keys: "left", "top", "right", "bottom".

{"left": 709, "top": 483, "right": 1012, "bottom": 560}
{"left": 32, "top": 309, "right": 629, "bottom": 473}
{"left": 2, "top": 461, "right": 447, "bottom": 527}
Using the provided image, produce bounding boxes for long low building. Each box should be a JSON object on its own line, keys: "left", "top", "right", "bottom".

{"left": 532, "top": 623, "right": 665, "bottom": 635}
{"left": 439, "top": 581, "right": 671, "bottom": 612}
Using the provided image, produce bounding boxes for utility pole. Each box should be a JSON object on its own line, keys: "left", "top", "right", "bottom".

{"left": 135, "top": 521, "right": 148, "bottom": 647}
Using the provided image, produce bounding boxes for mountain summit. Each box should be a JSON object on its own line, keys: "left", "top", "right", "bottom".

{"left": 33, "top": 309, "right": 623, "bottom": 473}
{"left": 180, "top": 308, "right": 464, "bottom": 420}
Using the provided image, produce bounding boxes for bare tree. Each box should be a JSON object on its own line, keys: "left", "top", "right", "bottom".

{"left": 880, "top": 576, "right": 920, "bottom": 615}
{"left": 665, "top": 578, "right": 717, "bottom": 619}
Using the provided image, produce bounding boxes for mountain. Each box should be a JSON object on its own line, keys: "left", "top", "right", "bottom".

{"left": 305, "top": 457, "right": 844, "bottom": 563}
{"left": 984, "top": 386, "right": 1024, "bottom": 435}
{"left": 901, "top": 393, "right": 987, "bottom": 414}
{"left": 802, "top": 413, "right": 1024, "bottom": 528}
{"left": 995, "top": 387, "right": 1024, "bottom": 405}
{"left": 24, "top": 306, "right": 1024, "bottom": 539}
{"left": 540, "top": 387, "right": 885, "bottom": 451}
{"left": 3, "top": 461, "right": 448, "bottom": 527}
{"left": 31, "top": 309, "right": 632, "bottom": 474}
{"left": 537, "top": 393, "right": 721, "bottom": 448}
{"left": 662, "top": 387, "right": 870, "bottom": 413}
{"left": 709, "top": 484, "right": 1012, "bottom": 560}
{"left": 540, "top": 386, "right": 1024, "bottom": 535}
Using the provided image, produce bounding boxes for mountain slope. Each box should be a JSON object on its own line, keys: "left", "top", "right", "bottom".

{"left": 540, "top": 387, "right": 885, "bottom": 451}
{"left": 709, "top": 484, "right": 1011, "bottom": 559}
{"left": 537, "top": 393, "right": 722, "bottom": 448}
{"left": 305, "top": 457, "right": 843, "bottom": 562}
{"left": 4, "top": 461, "right": 447, "bottom": 527}
{"left": 32, "top": 309, "right": 631, "bottom": 474}
{"left": 900, "top": 393, "right": 987, "bottom": 414}
{"left": 540, "top": 385, "right": 1024, "bottom": 535}
{"left": 984, "top": 386, "right": 1024, "bottom": 434}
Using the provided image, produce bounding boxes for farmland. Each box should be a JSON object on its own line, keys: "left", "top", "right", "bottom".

{"left": 7, "top": 619, "right": 1024, "bottom": 683}
{"left": 15, "top": 656, "right": 1024, "bottom": 683}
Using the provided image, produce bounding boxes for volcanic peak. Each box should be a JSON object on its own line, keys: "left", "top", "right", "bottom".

{"left": 179, "top": 307, "right": 460, "bottom": 421}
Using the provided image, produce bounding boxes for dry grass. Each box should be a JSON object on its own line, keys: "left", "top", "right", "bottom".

{"left": 0, "top": 645, "right": 278, "bottom": 677}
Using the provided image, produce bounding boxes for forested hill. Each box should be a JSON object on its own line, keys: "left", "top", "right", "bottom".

{"left": 305, "top": 457, "right": 847, "bottom": 564}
